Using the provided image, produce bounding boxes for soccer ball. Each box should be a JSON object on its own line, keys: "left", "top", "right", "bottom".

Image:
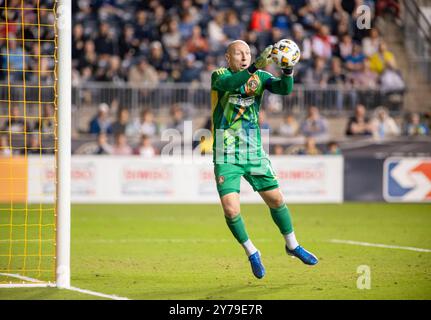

{"left": 271, "top": 39, "right": 301, "bottom": 68}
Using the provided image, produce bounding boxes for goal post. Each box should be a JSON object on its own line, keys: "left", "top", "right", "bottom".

{"left": 56, "top": 0, "right": 71, "bottom": 289}
{"left": 0, "top": 0, "right": 71, "bottom": 288}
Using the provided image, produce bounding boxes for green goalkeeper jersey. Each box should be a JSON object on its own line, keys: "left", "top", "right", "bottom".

{"left": 211, "top": 67, "right": 293, "bottom": 163}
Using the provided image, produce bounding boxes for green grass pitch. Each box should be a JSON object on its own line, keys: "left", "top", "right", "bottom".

{"left": 1, "top": 203, "right": 430, "bottom": 300}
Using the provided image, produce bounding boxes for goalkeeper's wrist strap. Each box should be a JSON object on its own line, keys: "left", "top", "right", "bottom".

{"left": 247, "top": 63, "right": 258, "bottom": 74}
{"left": 282, "top": 67, "right": 294, "bottom": 76}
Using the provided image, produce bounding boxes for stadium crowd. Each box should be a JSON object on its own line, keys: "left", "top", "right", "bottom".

{"left": 67, "top": 0, "right": 406, "bottom": 94}
{"left": 0, "top": 0, "right": 425, "bottom": 158}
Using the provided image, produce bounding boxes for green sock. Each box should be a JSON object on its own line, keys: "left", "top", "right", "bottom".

{"left": 225, "top": 214, "right": 249, "bottom": 244}
{"left": 270, "top": 204, "right": 294, "bottom": 235}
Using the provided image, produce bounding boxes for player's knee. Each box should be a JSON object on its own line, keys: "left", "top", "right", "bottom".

{"left": 268, "top": 194, "right": 284, "bottom": 209}
{"left": 223, "top": 206, "right": 240, "bottom": 218}
{"left": 222, "top": 201, "right": 240, "bottom": 218}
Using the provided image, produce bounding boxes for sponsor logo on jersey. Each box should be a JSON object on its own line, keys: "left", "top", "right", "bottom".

{"left": 228, "top": 94, "right": 255, "bottom": 107}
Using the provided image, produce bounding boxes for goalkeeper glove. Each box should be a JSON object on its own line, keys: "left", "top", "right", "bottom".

{"left": 248, "top": 45, "right": 273, "bottom": 74}
{"left": 282, "top": 66, "right": 294, "bottom": 76}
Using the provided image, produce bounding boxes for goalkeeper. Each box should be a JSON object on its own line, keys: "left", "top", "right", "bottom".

{"left": 211, "top": 40, "right": 318, "bottom": 279}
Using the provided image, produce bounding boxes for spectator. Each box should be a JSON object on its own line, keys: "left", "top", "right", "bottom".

{"left": 180, "top": 54, "right": 202, "bottom": 83}
{"left": 273, "top": 5, "right": 292, "bottom": 33}
{"left": 311, "top": 24, "right": 334, "bottom": 60}
{"left": 77, "top": 40, "right": 98, "bottom": 73}
{"left": 273, "top": 144, "right": 285, "bottom": 155}
{"left": 346, "top": 104, "right": 373, "bottom": 136}
{"left": 162, "top": 18, "right": 182, "bottom": 60}
{"left": 148, "top": 41, "right": 171, "bottom": 82}
{"left": 348, "top": 59, "right": 379, "bottom": 89}
{"left": 185, "top": 25, "right": 209, "bottom": 60}
{"left": 111, "top": 108, "right": 130, "bottom": 136}
{"left": 404, "top": 113, "right": 429, "bottom": 136}
{"left": 94, "top": 133, "right": 113, "bottom": 155}
{"left": 345, "top": 42, "right": 366, "bottom": 72}
{"left": 291, "top": 23, "right": 312, "bottom": 68}
{"left": 139, "top": 109, "right": 158, "bottom": 137}
{"left": 112, "top": 133, "right": 132, "bottom": 155}
{"left": 336, "top": 33, "right": 353, "bottom": 62}
{"left": 178, "top": 10, "right": 196, "bottom": 40}
{"left": 2, "top": 106, "right": 28, "bottom": 133}
{"left": 278, "top": 114, "right": 299, "bottom": 137}
{"left": 369, "top": 41, "right": 396, "bottom": 74}
{"left": 118, "top": 24, "right": 140, "bottom": 60}
{"left": 300, "top": 106, "right": 329, "bottom": 138}
{"left": 128, "top": 58, "right": 159, "bottom": 87}
{"left": 1, "top": 39, "right": 28, "bottom": 82}
{"left": 249, "top": 2, "right": 272, "bottom": 32}
{"left": 269, "top": 28, "right": 285, "bottom": 47}
{"left": 136, "top": 134, "right": 156, "bottom": 158}
{"left": 208, "top": 12, "right": 227, "bottom": 52}
{"left": 362, "top": 28, "right": 381, "bottom": 57}
{"left": 223, "top": 10, "right": 245, "bottom": 41}
{"left": 261, "top": 0, "right": 287, "bottom": 15}
{"left": 298, "top": 137, "right": 322, "bottom": 155}
{"left": 303, "top": 57, "right": 328, "bottom": 86}
{"left": 94, "top": 22, "right": 115, "bottom": 57}
{"left": 0, "top": 134, "right": 11, "bottom": 156}
{"left": 97, "top": 55, "right": 127, "bottom": 83}
{"left": 134, "top": 10, "right": 156, "bottom": 42}
{"left": 326, "top": 141, "right": 342, "bottom": 155}
{"left": 72, "top": 24, "right": 87, "bottom": 64}
{"left": 34, "top": 104, "right": 55, "bottom": 134}
{"left": 25, "top": 134, "right": 46, "bottom": 154}
{"left": 328, "top": 57, "right": 346, "bottom": 85}
{"left": 379, "top": 59, "right": 406, "bottom": 94}
{"left": 370, "top": 106, "right": 400, "bottom": 139}
{"left": 128, "top": 109, "right": 158, "bottom": 138}
{"left": 167, "top": 104, "right": 185, "bottom": 133}
{"left": 88, "top": 103, "right": 112, "bottom": 135}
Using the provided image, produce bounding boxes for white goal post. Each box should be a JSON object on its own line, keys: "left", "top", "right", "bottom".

{"left": 56, "top": 0, "right": 71, "bottom": 289}
{"left": 0, "top": 0, "right": 71, "bottom": 289}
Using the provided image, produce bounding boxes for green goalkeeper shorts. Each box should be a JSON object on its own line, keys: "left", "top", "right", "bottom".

{"left": 214, "top": 157, "right": 279, "bottom": 197}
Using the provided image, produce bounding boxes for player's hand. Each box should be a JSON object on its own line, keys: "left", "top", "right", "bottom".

{"left": 254, "top": 45, "right": 273, "bottom": 69}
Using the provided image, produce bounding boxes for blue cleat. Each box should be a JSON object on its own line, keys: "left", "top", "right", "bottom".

{"left": 285, "top": 245, "right": 318, "bottom": 265}
{"left": 248, "top": 251, "right": 265, "bottom": 279}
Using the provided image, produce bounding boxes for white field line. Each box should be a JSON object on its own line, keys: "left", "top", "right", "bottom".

{"left": 0, "top": 273, "right": 130, "bottom": 300}
{"left": 74, "top": 238, "right": 274, "bottom": 244}
{"left": 66, "top": 286, "right": 130, "bottom": 300}
{"left": 329, "top": 239, "right": 431, "bottom": 253}
{"left": 0, "top": 238, "right": 275, "bottom": 244}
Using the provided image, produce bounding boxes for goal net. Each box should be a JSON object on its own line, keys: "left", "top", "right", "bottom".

{"left": 0, "top": 0, "right": 70, "bottom": 288}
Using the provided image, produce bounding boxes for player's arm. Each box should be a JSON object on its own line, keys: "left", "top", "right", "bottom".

{"left": 265, "top": 67, "right": 294, "bottom": 95}
{"left": 211, "top": 46, "right": 273, "bottom": 91}
{"left": 211, "top": 68, "right": 254, "bottom": 91}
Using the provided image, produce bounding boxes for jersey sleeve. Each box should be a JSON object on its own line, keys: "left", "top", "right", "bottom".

{"left": 211, "top": 68, "right": 252, "bottom": 91}
{"left": 261, "top": 70, "right": 294, "bottom": 95}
